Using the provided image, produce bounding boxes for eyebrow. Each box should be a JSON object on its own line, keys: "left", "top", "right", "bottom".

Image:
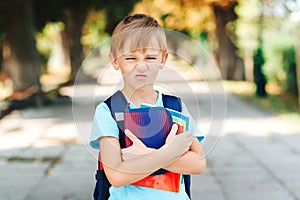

{"left": 121, "top": 54, "right": 135, "bottom": 57}
{"left": 120, "top": 53, "right": 160, "bottom": 57}
{"left": 146, "top": 54, "right": 160, "bottom": 56}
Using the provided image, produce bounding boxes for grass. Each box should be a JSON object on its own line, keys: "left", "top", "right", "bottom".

{"left": 223, "top": 81, "right": 300, "bottom": 120}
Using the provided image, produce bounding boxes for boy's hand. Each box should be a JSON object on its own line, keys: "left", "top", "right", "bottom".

{"left": 165, "top": 124, "right": 193, "bottom": 157}
{"left": 165, "top": 123, "right": 178, "bottom": 144}
{"left": 121, "top": 129, "right": 156, "bottom": 161}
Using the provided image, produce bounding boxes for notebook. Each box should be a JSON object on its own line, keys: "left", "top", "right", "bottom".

{"left": 123, "top": 106, "right": 188, "bottom": 192}
{"left": 124, "top": 107, "right": 172, "bottom": 148}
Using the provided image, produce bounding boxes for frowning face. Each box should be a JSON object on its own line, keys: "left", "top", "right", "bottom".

{"left": 110, "top": 48, "right": 168, "bottom": 90}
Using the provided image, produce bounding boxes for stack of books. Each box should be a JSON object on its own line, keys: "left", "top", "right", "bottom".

{"left": 165, "top": 107, "right": 189, "bottom": 134}
{"left": 123, "top": 104, "right": 191, "bottom": 192}
{"left": 125, "top": 104, "right": 189, "bottom": 146}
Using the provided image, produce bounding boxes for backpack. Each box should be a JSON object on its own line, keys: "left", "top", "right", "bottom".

{"left": 93, "top": 90, "right": 191, "bottom": 200}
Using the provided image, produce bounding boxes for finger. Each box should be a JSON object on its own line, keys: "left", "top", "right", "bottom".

{"left": 187, "top": 132, "right": 193, "bottom": 147}
{"left": 121, "top": 146, "right": 134, "bottom": 154}
{"left": 122, "top": 154, "right": 131, "bottom": 161}
{"left": 124, "top": 152, "right": 140, "bottom": 161}
{"left": 188, "top": 131, "right": 193, "bottom": 141}
{"left": 166, "top": 124, "right": 178, "bottom": 144}
{"left": 121, "top": 147, "right": 135, "bottom": 160}
{"left": 186, "top": 131, "right": 193, "bottom": 142}
{"left": 125, "top": 129, "right": 144, "bottom": 146}
{"left": 169, "top": 124, "right": 178, "bottom": 137}
{"left": 124, "top": 129, "right": 137, "bottom": 141}
{"left": 124, "top": 129, "right": 133, "bottom": 137}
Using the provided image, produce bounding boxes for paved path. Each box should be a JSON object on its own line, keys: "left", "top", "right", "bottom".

{"left": 0, "top": 82, "right": 300, "bottom": 200}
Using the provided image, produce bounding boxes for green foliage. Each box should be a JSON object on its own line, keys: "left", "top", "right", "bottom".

{"left": 282, "top": 46, "right": 298, "bottom": 97}
{"left": 81, "top": 10, "right": 109, "bottom": 50}
{"left": 254, "top": 47, "right": 267, "bottom": 97}
{"left": 263, "top": 26, "right": 295, "bottom": 84}
{"left": 36, "top": 22, "right": 64, "bottom": 59}
{"left": 35, "top": 22, "right": 65, "bottom": 72}
{"left": 235, "top": 0, "right": 261, "bottom": 52}
{"left": 262, "top": 23, "right": 298, "bottom": 98}
{"left": 236, "top": 0, "right": 299, "bottom": 99}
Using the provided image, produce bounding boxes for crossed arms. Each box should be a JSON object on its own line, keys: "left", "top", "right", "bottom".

{"left": 99, "top": 124, "right": 206, "bottom": 187}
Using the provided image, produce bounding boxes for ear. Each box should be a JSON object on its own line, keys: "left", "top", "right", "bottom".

{"left": 160, "top": 52, "right": 168, "bottom": 69}
{"left": 109, "top": 53, "right": 120, "bottom": 70}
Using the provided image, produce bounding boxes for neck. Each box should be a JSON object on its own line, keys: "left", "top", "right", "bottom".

{"left": 122, "top": 85, "right": 157, "bottom": 107}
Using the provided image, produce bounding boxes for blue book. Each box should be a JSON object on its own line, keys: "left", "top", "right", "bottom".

{"left": 124, "top": 107, "right": 172, "bottom": 148}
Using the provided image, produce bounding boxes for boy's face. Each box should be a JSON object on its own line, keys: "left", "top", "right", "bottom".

{"left": 110, "top": 48, "right": 168, "bottom": 89}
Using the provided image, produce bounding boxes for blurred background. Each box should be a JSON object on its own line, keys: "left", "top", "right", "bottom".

{"left": 1, "top": 0, "right": 300, "bottom": 200}
{"left": 0, "top": 0, "right": 299, "bottom": 115}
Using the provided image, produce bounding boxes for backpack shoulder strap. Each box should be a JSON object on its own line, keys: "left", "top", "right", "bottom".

{"left": 104, "top": 90, "right": 128, "bottom": 117}
{"left": 104, "top": 90, "right": 128, "bottom": 148}
{"left": 162, "top": 93, "right": 182, "bottom": 112}
{"left": 94, "top": 91, "right": 128, "bottom": 200}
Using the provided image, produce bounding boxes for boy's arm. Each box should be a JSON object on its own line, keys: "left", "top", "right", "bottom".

{"left": 100, "top": 136, "right": 158, "bottom": 188}
{"left": 100, "top": 124, "right": 193, "bottom": 187}
{"left": 163, "top": 137, "right": 206, "bottom": 174}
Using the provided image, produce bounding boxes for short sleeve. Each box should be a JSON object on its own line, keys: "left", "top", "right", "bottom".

{"left": 90, "top": 102, "right": 119, "bottom": 150}
{"left": 181, "top": 101, "right": 202, "bottom": 138}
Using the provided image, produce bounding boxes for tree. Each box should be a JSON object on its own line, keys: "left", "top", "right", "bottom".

{"left": 2, "top": 0, "right": 40, "bottom": 98}
{"left": 133, "top": 0, "right": 244, "bottom": 80}
{"left": 296, "top": 24, "right": 300, "bottom": 107}
{"left": 235, "top": 0, "right": 262, "bottom": 82}
{"left": 0, "top": 0, "right": 94, "bottom": 117}
{"left": 103, "top": 0, "right": 140, "bottom": 34}
{"left": 61, "top": 0, "right": 91, "bottom": 84}
{"left": 1, "top": 0, "right": 141, "bottom": 95}
{"left": 253, "top": 46, "right": 267, "bottom": 97}
{"left": 211, "top": 1, "right": 244, "bottom": 80}
{"left": 254, "top": 0, "right": 267, "bottom": 97}
{"left": 35, "top": 0, "right": 98, "bottom": 84}
{"left": 236, "top": 0, "right": 298, "bottom": 97}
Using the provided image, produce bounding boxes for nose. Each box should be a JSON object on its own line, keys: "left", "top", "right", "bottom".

{"left": 136, "top": 63, "right": 147, "bottom": 72}
{"left": 136, "top": 58, "right": 148, "bottom": 71}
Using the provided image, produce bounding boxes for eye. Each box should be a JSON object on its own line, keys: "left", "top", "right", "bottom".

{"left": 125, "top": 57, "right": 136, "bottom": 60}
{"left": 146, "top": 57, "right": 157, "bottom": 60}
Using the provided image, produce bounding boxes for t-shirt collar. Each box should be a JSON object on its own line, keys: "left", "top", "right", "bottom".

{"left": 128, "top": 90, "right": 163, "bottom": 109}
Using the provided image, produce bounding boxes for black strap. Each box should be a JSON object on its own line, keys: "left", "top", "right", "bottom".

{"left": 104, "top": 90, "right": 127, "bottom": 148}
{"left": 162, "top": 94, "right": 182, "bottom": 112}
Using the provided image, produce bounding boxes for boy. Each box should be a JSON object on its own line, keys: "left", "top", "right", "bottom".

{"left": 90, "top": 13, "right": 206, "bottom": 199}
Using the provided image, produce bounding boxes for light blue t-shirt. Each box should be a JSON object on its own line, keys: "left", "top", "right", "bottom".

{"left": 90, "top": 91, "right": 201, "bottom": 200}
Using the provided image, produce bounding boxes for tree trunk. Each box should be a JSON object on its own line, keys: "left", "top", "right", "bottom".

{"left": 212, "top": 3, "right": 244, "bottom": 80}
{"left": 60, "top": 30, "right": 71, "bottom": 71}
{"left": 244, "top": 49, "right": 254, "bottom": 82}
{"left": 3, "top": 0, "right": 41, "bottom": 91}
{"left": 254, "top": 47, "right": 267, "bottom": 97}
{"left": 295, "top": 24, "right": 300, "bottom": 107}
{"left": 63, "top": 8, "right": 87, "bottom": 84}
{"left": 0, "top": 43, "right": 3, "bottom": 73}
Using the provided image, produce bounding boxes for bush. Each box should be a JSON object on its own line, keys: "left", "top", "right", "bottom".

{"left": 282, "top": 46, "right": 298, "bottom": 98}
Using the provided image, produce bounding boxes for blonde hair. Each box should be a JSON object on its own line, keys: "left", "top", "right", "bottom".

{"left": 111, "top": 14, "right": 167, "bottom": 57}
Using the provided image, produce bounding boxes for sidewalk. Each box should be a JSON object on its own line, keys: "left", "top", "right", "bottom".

{"left": 1, "top": 82, "right": 300, "bottom": 200}
{"left": 192, "top": 91, "right": 300, "bottom": 200}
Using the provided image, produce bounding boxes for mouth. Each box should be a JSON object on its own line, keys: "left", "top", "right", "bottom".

{"left": 136, "top": 74, "right": 147, "bottom": 79}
